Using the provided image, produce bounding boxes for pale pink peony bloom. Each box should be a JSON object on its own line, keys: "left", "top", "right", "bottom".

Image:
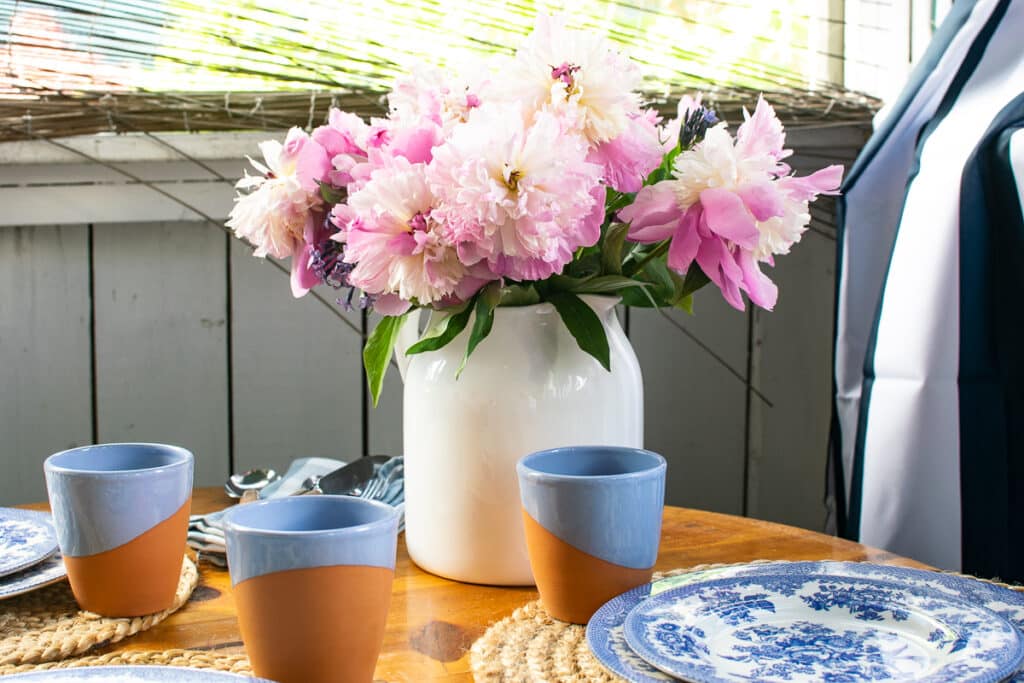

{"left": 227, "top": 127, "right": 331, "bottom": 297}
{"left": 388, "top": 64, "right": 487, "bottom": 134}
{"left": 501, "top": 14, "right": 641, "bottom": 146}
{"left": 588, "top": 108, "right": 664, "bottom": 193}
{"left": 428, "top": 104, "right": 604, "bottom": 282}
{"left": 336, "top": 156, "right": 494, "bottom": 308}
{"left": 312, "top": 109, "right": 371, "bottom": 188}
{"left": 620, "top": 96, "right": 842, "bottom": 311}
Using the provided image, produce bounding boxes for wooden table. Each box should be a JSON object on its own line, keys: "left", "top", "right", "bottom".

{"left": 21, "top": 488, "right": 927, "bottom": 682}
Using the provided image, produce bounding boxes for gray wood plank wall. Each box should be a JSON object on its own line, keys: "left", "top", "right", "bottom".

{"left": 0, "top": 226, "right": 92, "bottom": 505}
{"left": 0, "top": 126, "right": 865, "bottom": 534}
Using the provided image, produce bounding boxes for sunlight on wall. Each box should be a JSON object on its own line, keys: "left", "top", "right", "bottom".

{"left": 1, "top": 0, "right": 845, "bottom": 96}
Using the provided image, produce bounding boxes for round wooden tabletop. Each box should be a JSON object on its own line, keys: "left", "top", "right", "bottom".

{"left": 20, "top": 487, "right": 926, "bottom": 682}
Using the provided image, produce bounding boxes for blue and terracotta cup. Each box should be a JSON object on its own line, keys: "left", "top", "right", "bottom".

{"left": 517, "top": 446, "right": 666, "bottom": 624}
{"left": 43, "top": 443, "right": 194, "bottom": 617}
{"left": 222, "top": 495, "right": 400, "bottom": 683}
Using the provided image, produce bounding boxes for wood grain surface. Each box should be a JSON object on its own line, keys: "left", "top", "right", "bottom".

{"left": 19, "top": 488, "right": 927, "bottom": 682}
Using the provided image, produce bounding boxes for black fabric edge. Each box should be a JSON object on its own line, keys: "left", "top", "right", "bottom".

{"left": 846, "top": 0, "right": 1011, "bottom": 539}
{"left": 958, "top": 91, "right": 1024, "bottom": 580}
{"left": 829, "top": 0, "right": 981, "bottom": 539}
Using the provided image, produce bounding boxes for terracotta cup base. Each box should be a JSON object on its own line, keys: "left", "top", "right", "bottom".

{"left": 522, "top": 508, "right": 653, "bottom": 624}
{"left": 63, "top": 498, "right": 191, "bottom": 617}
{"left": 234, "top": 564, "right": 394, "bottom": 683}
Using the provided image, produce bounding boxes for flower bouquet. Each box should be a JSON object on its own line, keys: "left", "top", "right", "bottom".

{"left": 227, "top": 15, "right": 843, "bottom": 404}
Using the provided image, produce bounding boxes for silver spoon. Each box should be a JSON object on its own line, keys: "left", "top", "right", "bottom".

{"left": 224, "top": 468, "right": 280, "bottom": 499}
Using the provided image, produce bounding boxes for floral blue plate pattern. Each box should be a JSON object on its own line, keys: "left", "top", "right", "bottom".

{"left": 587, "top": 561, "right": 1024, "bottom": 682}
{"left": 622, "top": 572, "right": 1024, "bottom": 683}
{"left": 587, "top": 576, "right": 689, "bottom": 682}
{"left": 0, "top": 551, "right": 67, "bottom": 600}
{"left": 2, "top": 666, "right": 273, "bottom": 681}
{"left": 0, "top": 508, "right": 58, "bottom": 578}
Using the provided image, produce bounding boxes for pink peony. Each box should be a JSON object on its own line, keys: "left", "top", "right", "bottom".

{"left": 388, "top": 64, "right": 487, "bottom": 133}
{"left": 428, "top": 104, "right": 604, "bottom": 282}
{"left": 589, "top": 109, "right": 664, "bottom": 193}
{"left": 312, "top": 109, "right": 370, "bottom": 188}
{"left": 227, "top": 127, "right": 330, "bottom": 297}
{"left": 500, "top": 14, "right": 641, "bottom": 146}
{"left": 335, "top": 156, "right": 494, "bottom": 308}
{"left": 620, "top": 96, "right": 842, "bottom": 311}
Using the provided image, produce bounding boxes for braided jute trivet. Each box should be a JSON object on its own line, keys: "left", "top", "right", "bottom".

{"left": 0, "top": 556, "right": 199, "bottom": 671}
{"left": 468, "top": 561, "right": 1024, "bottom": 682}
{"left": 0, "top": 649, "right": 250, "bottom": 677}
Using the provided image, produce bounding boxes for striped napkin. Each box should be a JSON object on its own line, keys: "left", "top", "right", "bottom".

{"left": 188, "top": 456, "right": 405, "bottom": 567}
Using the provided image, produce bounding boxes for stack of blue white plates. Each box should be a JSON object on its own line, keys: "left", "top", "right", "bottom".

{"left": 0, "top": 507, "right": 67, "bottom": 601}
{"left": 586, "top": 561, "right": 1024, "bottom": 682}
{"left": 1, "top": 667, "right": 272, "bottom": 681}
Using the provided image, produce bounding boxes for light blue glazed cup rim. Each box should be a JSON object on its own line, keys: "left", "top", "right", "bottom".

{"left": 517, "top": 446, "right": 666, "bottom": 482}
{"left": 221, "top": 495, "right": 400, "bottom": 540}
{"left": 44, "top": 442, "right": 194, "bottom": 478}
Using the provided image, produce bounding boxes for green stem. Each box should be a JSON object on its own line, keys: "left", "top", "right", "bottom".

{"left": 628, "top": 240, "right": 671, "bottom": 276}
{"left": 604, "top": 192, "right": 634, "bottom": 216}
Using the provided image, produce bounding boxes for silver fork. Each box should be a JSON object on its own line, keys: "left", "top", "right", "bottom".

{"left": 360, "top": 475, "right": 383, "bottom": 500}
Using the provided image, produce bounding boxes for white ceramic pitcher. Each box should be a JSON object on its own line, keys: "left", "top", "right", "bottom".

{"left": 394, "top": 295, "right": 644, "bottom": 586}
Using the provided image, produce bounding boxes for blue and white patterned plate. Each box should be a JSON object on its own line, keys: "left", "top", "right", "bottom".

{"left": 588, "top": 562, "right": 1024, "bottom": 682}
{"left": 587, "top": 575, "right": 693, "bottom": 682}
{"left": 2, "top": 666, "right": 273, "bottom": 681}
{"left": 623, "top": 572, "right": 1024, "bottom": 683}
{"left": 0, "top": 508, "right": 59, "bottom": 578}
{"left": 0, "top": 550, "right": 67, "bottom": 600}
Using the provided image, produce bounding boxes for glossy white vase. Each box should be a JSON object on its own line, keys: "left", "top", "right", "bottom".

{"left": 396, "top": 295, "right": 643, "bottom": 586}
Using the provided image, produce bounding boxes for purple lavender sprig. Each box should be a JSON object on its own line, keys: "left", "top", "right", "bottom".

{"left": 679, "top": 106, "right": 719, "bottom": 149}
{"left": 306, "top": 239, "right": 375, "bottom": 311}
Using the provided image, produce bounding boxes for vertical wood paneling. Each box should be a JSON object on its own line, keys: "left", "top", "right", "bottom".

{"left": 92, "top": 221, "right": 229, "bottom": 487}
{"left": 741, "top": 139, "right": 857, "bottom": 531}
{"left": 0, "top": 225, "right": 92, "bottom": 505}
{"left": 746, "top": 232, "right": 837, "bottom": 532}
{"left": 230, "top": 241, "right": 364, "bottom": 472}
{"left": 630, "top": 298, "right": 749, "bottom": 514}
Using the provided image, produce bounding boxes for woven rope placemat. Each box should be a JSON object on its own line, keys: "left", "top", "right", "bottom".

{"left": 470, "top": 565, "right": 702, "bottom": 683}
{"left": 0, "top": 649, "right": 250, "bottom": 677}
{"left": 0, "top": 556, "right": 198, "bottom": 671}
{"left": 469, "top": 562, "right": 1024, "bottom": 682}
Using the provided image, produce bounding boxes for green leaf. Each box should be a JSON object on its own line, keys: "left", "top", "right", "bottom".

{"left": 457, "top": 283, "right": 501, "bottom": 377}
{"left": 675, "top": 293, "right": 694, "bottom": 314}
{"left": 363, "top": 313, "right": 408, "bottom": 407}
{"left": 570, "top": 275, "right": 653, "bottom": 295}
{"left": 643, "top": 166, "right": 667, "bottom": 187}
{"left": 565, "top": 250, "right": 602, "bottom": 278}
{"left": 548, "top": 273, "right": 595, "bottom": 292}
{"left": 681, "top": 265, "right": 711, "bottom": 297}
{"left": 604, "top": 190, "right": 636, "bottom": 216}
{"left": 548, "top": 292, "right": 611, "bottom": 371}
{"left": 499, "top": 284, "right": 541, "bottom": 306}
{"left": 643, "top": 258, "right": 675, "bottom": 297}
{"left": 601, "top": 222, "right": 630, "bottom": 275}
{"left": 619, "top": 287, "right": 666, "bottom": 307}
{"left": 318, "top": 181, "right": 346, "bottom": 205}
{"left": 405, "top": 304, "right": 473, "bottom": 355}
